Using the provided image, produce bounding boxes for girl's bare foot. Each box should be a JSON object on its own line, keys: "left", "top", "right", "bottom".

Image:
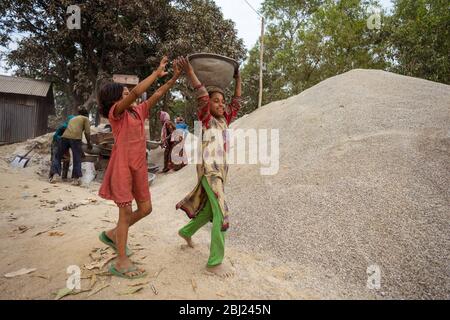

{"left": 178, "top": 231, "right": 195, "bottom": 248}
{"left": 206, "top": 264, "right": 235, "bottom": 278}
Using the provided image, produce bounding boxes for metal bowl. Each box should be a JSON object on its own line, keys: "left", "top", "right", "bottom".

{"left": 81, "top": 155, "right": 99, "bottom": 163}
{"left": 146, "top": 140, "right": 162, "bottom": 150}
{"left": 148, "top": 163, "right": 159, "bottom": 173}
{"left": 148, "top": 173, "right": 156, "bottom": 186}
{"left": 188, "top": 53, "right": 239, "bottom": 90}
{"left": 82, "top": 144, "right": 102, "bottom": 155}
{"left": 96, "top": 144, "right": 112, "bottom": 157}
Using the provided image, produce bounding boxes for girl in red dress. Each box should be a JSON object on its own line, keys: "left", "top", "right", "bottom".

{"left": 97, "top": 56, "right": 182, "bottom": 279}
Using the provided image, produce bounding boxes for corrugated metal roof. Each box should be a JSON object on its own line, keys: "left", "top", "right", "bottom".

{"left": 113, "top": 74, "right": 139, "bottom": 85}
{"left": 0, "top": 75, "right": 51, "bottom": 97}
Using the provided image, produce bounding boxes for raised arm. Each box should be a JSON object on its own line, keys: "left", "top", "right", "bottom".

{"left": 224, "top": 70, "right": 242, "bottom": 125}
{"left": 179, "top": 56, "right": 208, "bottom": 98}
{"left": 178, "top": 56, "right": 211, "bottom": 125}
{"left": 114, "top": 56, "right": 169, "bottom": 116}
{"left": 233, "top": 69, "right": 241, "bottom": 98}
{"left": 83, "top": 117, "right": 92, "bottom": 149}
{"left": 145, "top": 58, "right": 183, "bottom": 110}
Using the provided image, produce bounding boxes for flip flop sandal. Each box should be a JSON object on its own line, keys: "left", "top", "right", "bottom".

{"left": 108, "top": 263, "right": 147, "bottom": 279}
{"left": 99, "top": 231, "right": 133, "bottom": 257}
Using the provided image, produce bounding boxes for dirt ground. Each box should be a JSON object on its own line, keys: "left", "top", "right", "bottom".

{"left": 0, "top": 146, "right": 352, "bottom": 300}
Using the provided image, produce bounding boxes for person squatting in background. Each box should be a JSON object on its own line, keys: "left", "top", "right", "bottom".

{"left": 49, "top": 115, "right": 74, "bottom": 181}
{"left": 49, "top": 107, "right": 92, "bottom": 185}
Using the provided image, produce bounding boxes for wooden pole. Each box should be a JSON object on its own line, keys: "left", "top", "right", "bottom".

{"left": 258, "top": 17, "right": 265, "bottom": 108}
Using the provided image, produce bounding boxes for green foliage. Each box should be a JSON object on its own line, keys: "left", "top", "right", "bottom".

{"left": 386, "top": 0, "right": 450, "bottom": 84}
{"left": 241, "top": 0, "right": 448, "bottom": 114}
{"left": 241, "top": 0, "right": 391, "bottom": 114}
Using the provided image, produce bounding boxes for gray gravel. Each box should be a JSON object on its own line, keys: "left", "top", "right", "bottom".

{"left": 227, "top": 69, "right": 450, "bottom": 299}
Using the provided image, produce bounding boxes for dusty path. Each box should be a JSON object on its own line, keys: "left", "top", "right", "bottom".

{"left": 0, "top": 159, "right": 364, "bottom": 299}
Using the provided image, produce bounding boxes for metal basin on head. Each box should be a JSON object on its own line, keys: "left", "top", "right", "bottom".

{"left": 188, "top": 53, "right": 239, "bottom": 90}
{"left": 148, "top": 173, "right": 156, "bottom": 186}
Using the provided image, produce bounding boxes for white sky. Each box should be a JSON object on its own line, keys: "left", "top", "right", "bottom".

{"left": 0, "top": 0, "right": 394, "bottom": 75}
{"left": 214, "top": 0, "right": 264, "bottom": 50}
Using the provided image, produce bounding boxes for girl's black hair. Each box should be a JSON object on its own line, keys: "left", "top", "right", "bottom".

{"left": 206, "top": 86, "right": 225, "bottom": 100}
{"left": 97, "top": 82, "right": 124, "bottom": 118}
{"left": 208, "top": 91, "right": 225, "bottom": 99}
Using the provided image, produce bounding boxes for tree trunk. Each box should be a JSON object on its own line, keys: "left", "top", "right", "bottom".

{"left": 81, "top": 89, "right": 97, "bottom": 110}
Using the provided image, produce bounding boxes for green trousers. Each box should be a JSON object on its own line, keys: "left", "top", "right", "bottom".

{"left": 179, "top": 176, "right": 226, "bottom": 267}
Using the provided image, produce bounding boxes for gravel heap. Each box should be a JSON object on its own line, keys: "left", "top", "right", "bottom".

{"left": 227, "top": 69, "right": 450, "bottom": 299}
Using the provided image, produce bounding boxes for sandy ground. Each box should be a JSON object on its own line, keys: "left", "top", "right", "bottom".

{"left": 0, "top": 141, "right": 349, "bottom": 300}
{"left": 0, "top": 69, "right": 448, "bottom": 300}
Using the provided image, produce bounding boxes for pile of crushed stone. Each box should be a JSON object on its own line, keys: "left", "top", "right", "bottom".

{"left": 226, "top": 69, "right": 450, "bottom": 299}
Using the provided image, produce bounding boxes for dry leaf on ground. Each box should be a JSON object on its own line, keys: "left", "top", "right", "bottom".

{"left": 153, "top": 267, "right": 165, "bottom": 279}
{"left": 118, "top": 286, "right": 144, "bottom": 296}
{"left": 4, "top": 268, "right": 37, "bottom": 278}
{"left": 54, "top": 288, "right": 72, "bottom": 300}
{"left": 31, "top": 274, "right": 50, "bottom": 280}
{"left": 150, "top": 284, "right": 158, "bottom": 295}
{"left": 54, "top": 288, "right": 91, "bottom": 300}
{"left": 127, "top": 280, "right": 150, "bottom": 287}
{"left": 87, "top": 283, "right": 109, "bottom": 297}
{"left": 89, "top": 274, "right": 97, "bottom": 289}
{"left": 84, "top": 254, "right": 116, "bottom": 270}
{"left": 48, "top": 231, "right": 64, "bottom": 237}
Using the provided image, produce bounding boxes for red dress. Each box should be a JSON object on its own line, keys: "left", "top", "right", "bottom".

{"left": 99, "top": 102, "right": 151, "bottom": 204}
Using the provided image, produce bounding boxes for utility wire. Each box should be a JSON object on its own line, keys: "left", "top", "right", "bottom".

{"left": 242, "top": 0, "right": 262, "bottom": 18}
{"left": 240, "top": 0, "right": 265, "bottom": 109}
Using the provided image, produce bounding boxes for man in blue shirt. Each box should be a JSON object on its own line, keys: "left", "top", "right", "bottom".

{"left": 49, "top": 115, "right": 74, "bottom": 181}
{"left": 175, "top": 116, "right": 188, "bottom": 131}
